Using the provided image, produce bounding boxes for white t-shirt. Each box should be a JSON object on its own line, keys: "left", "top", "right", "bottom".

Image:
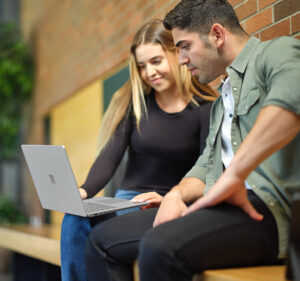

{"left": 221, "top": 77, "right": 251, "bottom": 190}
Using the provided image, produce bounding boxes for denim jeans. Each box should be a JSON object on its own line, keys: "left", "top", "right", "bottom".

{"left": 60, "top": 189, "right": 142, "bottom": 281}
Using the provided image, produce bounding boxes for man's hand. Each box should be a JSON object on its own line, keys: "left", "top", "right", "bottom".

{"left": 79, "top": 188, "right": 88, "bottom": 199}
{"left": 182, "top": 170, "right": 263, "bottom": 221}
{"left": 182, "top": 106, "right": 300, "bottom": 220}
{"left": 153, "top": 191, "right": 187, "bottom": 227}
{"left": 131, "top": 192, "right": 163, "bottom": 209}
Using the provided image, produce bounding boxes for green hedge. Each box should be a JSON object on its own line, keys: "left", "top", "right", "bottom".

{"left": 0, "top": 23, "right": 34, "bottom": 159}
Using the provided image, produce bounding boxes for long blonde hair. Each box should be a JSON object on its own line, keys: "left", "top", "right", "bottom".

{"left": 97, "top": 19, "right": 218, "bottom": 155}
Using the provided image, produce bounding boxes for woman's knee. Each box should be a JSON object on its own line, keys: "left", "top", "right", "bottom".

{"left": 138, "top": 226, "right": 174, "bottom": 269}
{"left": 61, "top": 214, "right": 91, "bottom": 242}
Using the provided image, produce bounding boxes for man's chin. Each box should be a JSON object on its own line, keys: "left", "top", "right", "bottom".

{"left": 190, "top": 69, "right": 214, "bottom": 84}
{"left": 195, "top": 76, "right": 211, "bottom": 85}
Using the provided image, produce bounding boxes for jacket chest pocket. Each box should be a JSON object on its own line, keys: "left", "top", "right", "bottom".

{"left": 236, "top": 89, "right": 262, "bottom": 130}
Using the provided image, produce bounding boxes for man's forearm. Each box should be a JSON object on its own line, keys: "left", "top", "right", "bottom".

{"left": 153, "top": 177, "right": 205, "bottom": 226}
{"left": 166, "top": 177, "right": 205, "bottom": 203}
{"left": 229, "top": 105, "right": 300, "bottom": 180}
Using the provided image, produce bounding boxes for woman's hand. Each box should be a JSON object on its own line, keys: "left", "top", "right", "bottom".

{"left": 79, "top": 188, "right": 88, "bottom": 199}
{"left": 131, "top": 192, "right": 163, "bottom": 209}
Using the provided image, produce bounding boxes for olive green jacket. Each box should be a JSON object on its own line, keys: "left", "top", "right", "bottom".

{"left": 185, "top": 36, "right": 300, "bottom": 258}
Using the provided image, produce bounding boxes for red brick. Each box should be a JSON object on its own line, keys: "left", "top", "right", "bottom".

{"left": 295, "top": 35, "right": 300, "bottom": 39}
{"left": 229, "top": 0, "right": 244, "bottom": 7}
{"left": 244, "top": 7, "right": 273, "bottom": 35}
{"left": 143, "top": 2, "right": 156, "bottom": 19}
{"left": 261, "top": 19, "right": 291, "bottom": 41}
{"left": 274, "top": 0, "right": 300, "bottom": 21}
{"left": 292, "top": 13, "right": 300, "bottom": 34}
{"left": 235, "top": 0, "right": 257, "bottom": 21}
{"left": 259, "top": 0, "right": 277, "bottom": 10}
{"left": 129, "top": 13, "right": 144, "bottom": 30}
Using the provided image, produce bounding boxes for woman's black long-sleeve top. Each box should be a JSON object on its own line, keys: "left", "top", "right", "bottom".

{"left": 82, "top": 92, "right": 212, "bottom": 197}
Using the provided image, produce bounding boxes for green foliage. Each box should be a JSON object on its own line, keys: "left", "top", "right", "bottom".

{"left": 0, "top": 196, "right": 27, "bottom": 224}
{"left": 0, "top": 23, "right": 34, "bottom": 159}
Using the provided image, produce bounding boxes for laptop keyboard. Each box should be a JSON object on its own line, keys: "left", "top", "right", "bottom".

{"left": 92, "top": 197, "right": 125, "bottom": 204}
{"left": 84, "top": 202, "right": 112, "bottom": 213}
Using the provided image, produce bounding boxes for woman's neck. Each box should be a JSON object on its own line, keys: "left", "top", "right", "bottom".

{"left": 154, "top": 87, "right": 189, "bottom": 113}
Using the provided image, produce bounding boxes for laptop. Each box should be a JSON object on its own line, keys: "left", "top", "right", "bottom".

{"left": 21, "top": 145, "right": 148, "bottom": 217}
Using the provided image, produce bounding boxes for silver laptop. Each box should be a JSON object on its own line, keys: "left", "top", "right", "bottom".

{"left": 21, "top": 145, "right": 147, "bottom": 217}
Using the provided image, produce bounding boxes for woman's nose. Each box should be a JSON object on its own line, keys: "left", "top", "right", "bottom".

{"left": 146, "top": 64, "right": 156, "bottom": 77}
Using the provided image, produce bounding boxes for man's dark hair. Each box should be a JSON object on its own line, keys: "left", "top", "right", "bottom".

{"left": 164, "top": 0, "right": 245, "bottom": 35}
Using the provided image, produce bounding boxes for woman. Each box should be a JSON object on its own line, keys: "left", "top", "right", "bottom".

{"left": 61, "top": 19, "right": 217, "bottom": 281}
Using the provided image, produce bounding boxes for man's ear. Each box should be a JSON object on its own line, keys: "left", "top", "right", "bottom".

{"left": 209, "top": 24, "right": 225, "bottom": 49}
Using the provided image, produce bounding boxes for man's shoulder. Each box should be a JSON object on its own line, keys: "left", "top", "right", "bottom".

{"left": 255, "top": 36, "right": 300, "bottom": 60}
{"left": 260, "top": 36, "right": 299, "bottom": 51}
{"left": 251, "top": 36, "right": 300, "bottom": 76}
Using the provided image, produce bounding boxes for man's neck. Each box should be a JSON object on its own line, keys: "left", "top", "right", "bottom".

{"left": 224, "top": 33, "right": 249, "bottom": 66}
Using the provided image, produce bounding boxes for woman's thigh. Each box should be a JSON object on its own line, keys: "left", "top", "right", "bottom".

{"left": 115, "top": 189, "right": 142, "bottom": 215}
{"left": 88, "top": 208, "right": 157, "bottom": 263}
{"left": 114, "top": 189, "right": 142, "bottom": 200}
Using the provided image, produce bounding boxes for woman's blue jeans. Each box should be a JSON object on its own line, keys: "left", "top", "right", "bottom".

{"left": 60, "top": 189, "right": 142, "bottom": 281}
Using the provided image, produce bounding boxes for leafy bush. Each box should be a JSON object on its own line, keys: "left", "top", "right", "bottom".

{"left": 0, "top": 197, "right": 27, "bottom": 224}
{"left": 0, "top": 23, "right": 34, "bottom": 159}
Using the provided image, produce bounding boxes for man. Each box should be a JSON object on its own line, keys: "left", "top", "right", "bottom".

{"left": 86, "top": 1, "right": 300, "bottom": 281}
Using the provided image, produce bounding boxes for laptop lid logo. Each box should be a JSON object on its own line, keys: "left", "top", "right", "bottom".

{"left": 49, "top": 174, "right": 56, "bottom": 184}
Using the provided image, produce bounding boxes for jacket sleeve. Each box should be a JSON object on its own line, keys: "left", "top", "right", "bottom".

{"left": 199, "top": 101, "right": 212, "bottom": 155}
{"left": 184, "top": 98, "right": 220, "bottom": 184}
{"left": 81, "top": 114, "right": 132, "bottom": 198}
{"left": 260, "top": 37, "right": 300, "bottom": 114}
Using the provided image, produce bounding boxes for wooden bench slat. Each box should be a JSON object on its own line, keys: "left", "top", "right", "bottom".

{"left": 194, "top": 265, "right": 286, "bottom": 281}
{"left": 0, "top": 224, "right": 61, "bottom": 266}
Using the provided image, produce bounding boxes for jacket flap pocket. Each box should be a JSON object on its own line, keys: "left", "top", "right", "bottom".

{"left": 237, "top": 89, "right": 260, "bottom": 115}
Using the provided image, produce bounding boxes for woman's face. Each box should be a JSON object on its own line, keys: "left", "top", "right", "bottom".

{"left": 135, "top": 43, "right": 176, "bottom": 93}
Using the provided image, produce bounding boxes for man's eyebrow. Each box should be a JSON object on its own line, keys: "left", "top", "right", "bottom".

{"left": 175, "top": 40, "right": 185, "bottom": 48}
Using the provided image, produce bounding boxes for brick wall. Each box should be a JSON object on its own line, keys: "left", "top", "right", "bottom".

{"left": 231, "top": 0, "right": 300, "bottom": 40}
{"left": 21, "top": 0, "right": 300, "bottom": 142}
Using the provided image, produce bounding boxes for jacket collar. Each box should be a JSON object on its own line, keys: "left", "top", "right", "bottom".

{"left": 228, "top": 37, "right": 261, "bottom": 74}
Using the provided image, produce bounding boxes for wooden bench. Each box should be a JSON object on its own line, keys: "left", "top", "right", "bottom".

{"left": 193, "top": 265, "right": 287, "bottom": 281}
{"left": 0, "top": 224, "right": 288, "bottom": 281}
{"left": 0, "top": 224, "right": 61, "bottom": 266}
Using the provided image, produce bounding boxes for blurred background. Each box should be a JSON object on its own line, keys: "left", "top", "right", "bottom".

{"left": 0, "top": 0, "right": 299, "bottom": 280}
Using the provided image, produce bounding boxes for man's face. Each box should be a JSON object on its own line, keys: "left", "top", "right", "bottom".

{"left": 172, "top": 28, "right": 223, "bottom": 84}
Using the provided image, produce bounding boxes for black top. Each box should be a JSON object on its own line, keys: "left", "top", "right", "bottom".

{"left": 82, "top": 92, "right": 212, "bottom": 197}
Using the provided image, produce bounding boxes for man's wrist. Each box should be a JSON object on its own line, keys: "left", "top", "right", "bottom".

{"left": 165, "top": 189, "right": 182, "bottom": 200}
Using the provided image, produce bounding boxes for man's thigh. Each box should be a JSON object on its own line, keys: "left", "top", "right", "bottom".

{"left": 140, "top": 192, "right": 279, "bottom": 272}
{"left": 88, "top": 208, "right": 158, "bottom": 263}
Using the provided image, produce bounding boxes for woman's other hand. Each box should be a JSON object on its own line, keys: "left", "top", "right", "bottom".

{"left": 79, "top": 188, "right": 88, "bottom": 199}
{"left": 131, "top": 192, "right": 163, "bottom": 209}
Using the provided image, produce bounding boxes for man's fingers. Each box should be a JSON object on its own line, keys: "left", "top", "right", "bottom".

{"left": 182, "top": 194, "right": 264, "bottom": 221}
{"left": 181, "top": 199, "right": 207, "bottom": 216}
{"left": 242, "top": 201, "right": 264, "bottom": 221}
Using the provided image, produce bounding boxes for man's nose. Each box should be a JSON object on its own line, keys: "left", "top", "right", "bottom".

{"left": 178, "top": 51, "right": 189, "bottom": 65}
